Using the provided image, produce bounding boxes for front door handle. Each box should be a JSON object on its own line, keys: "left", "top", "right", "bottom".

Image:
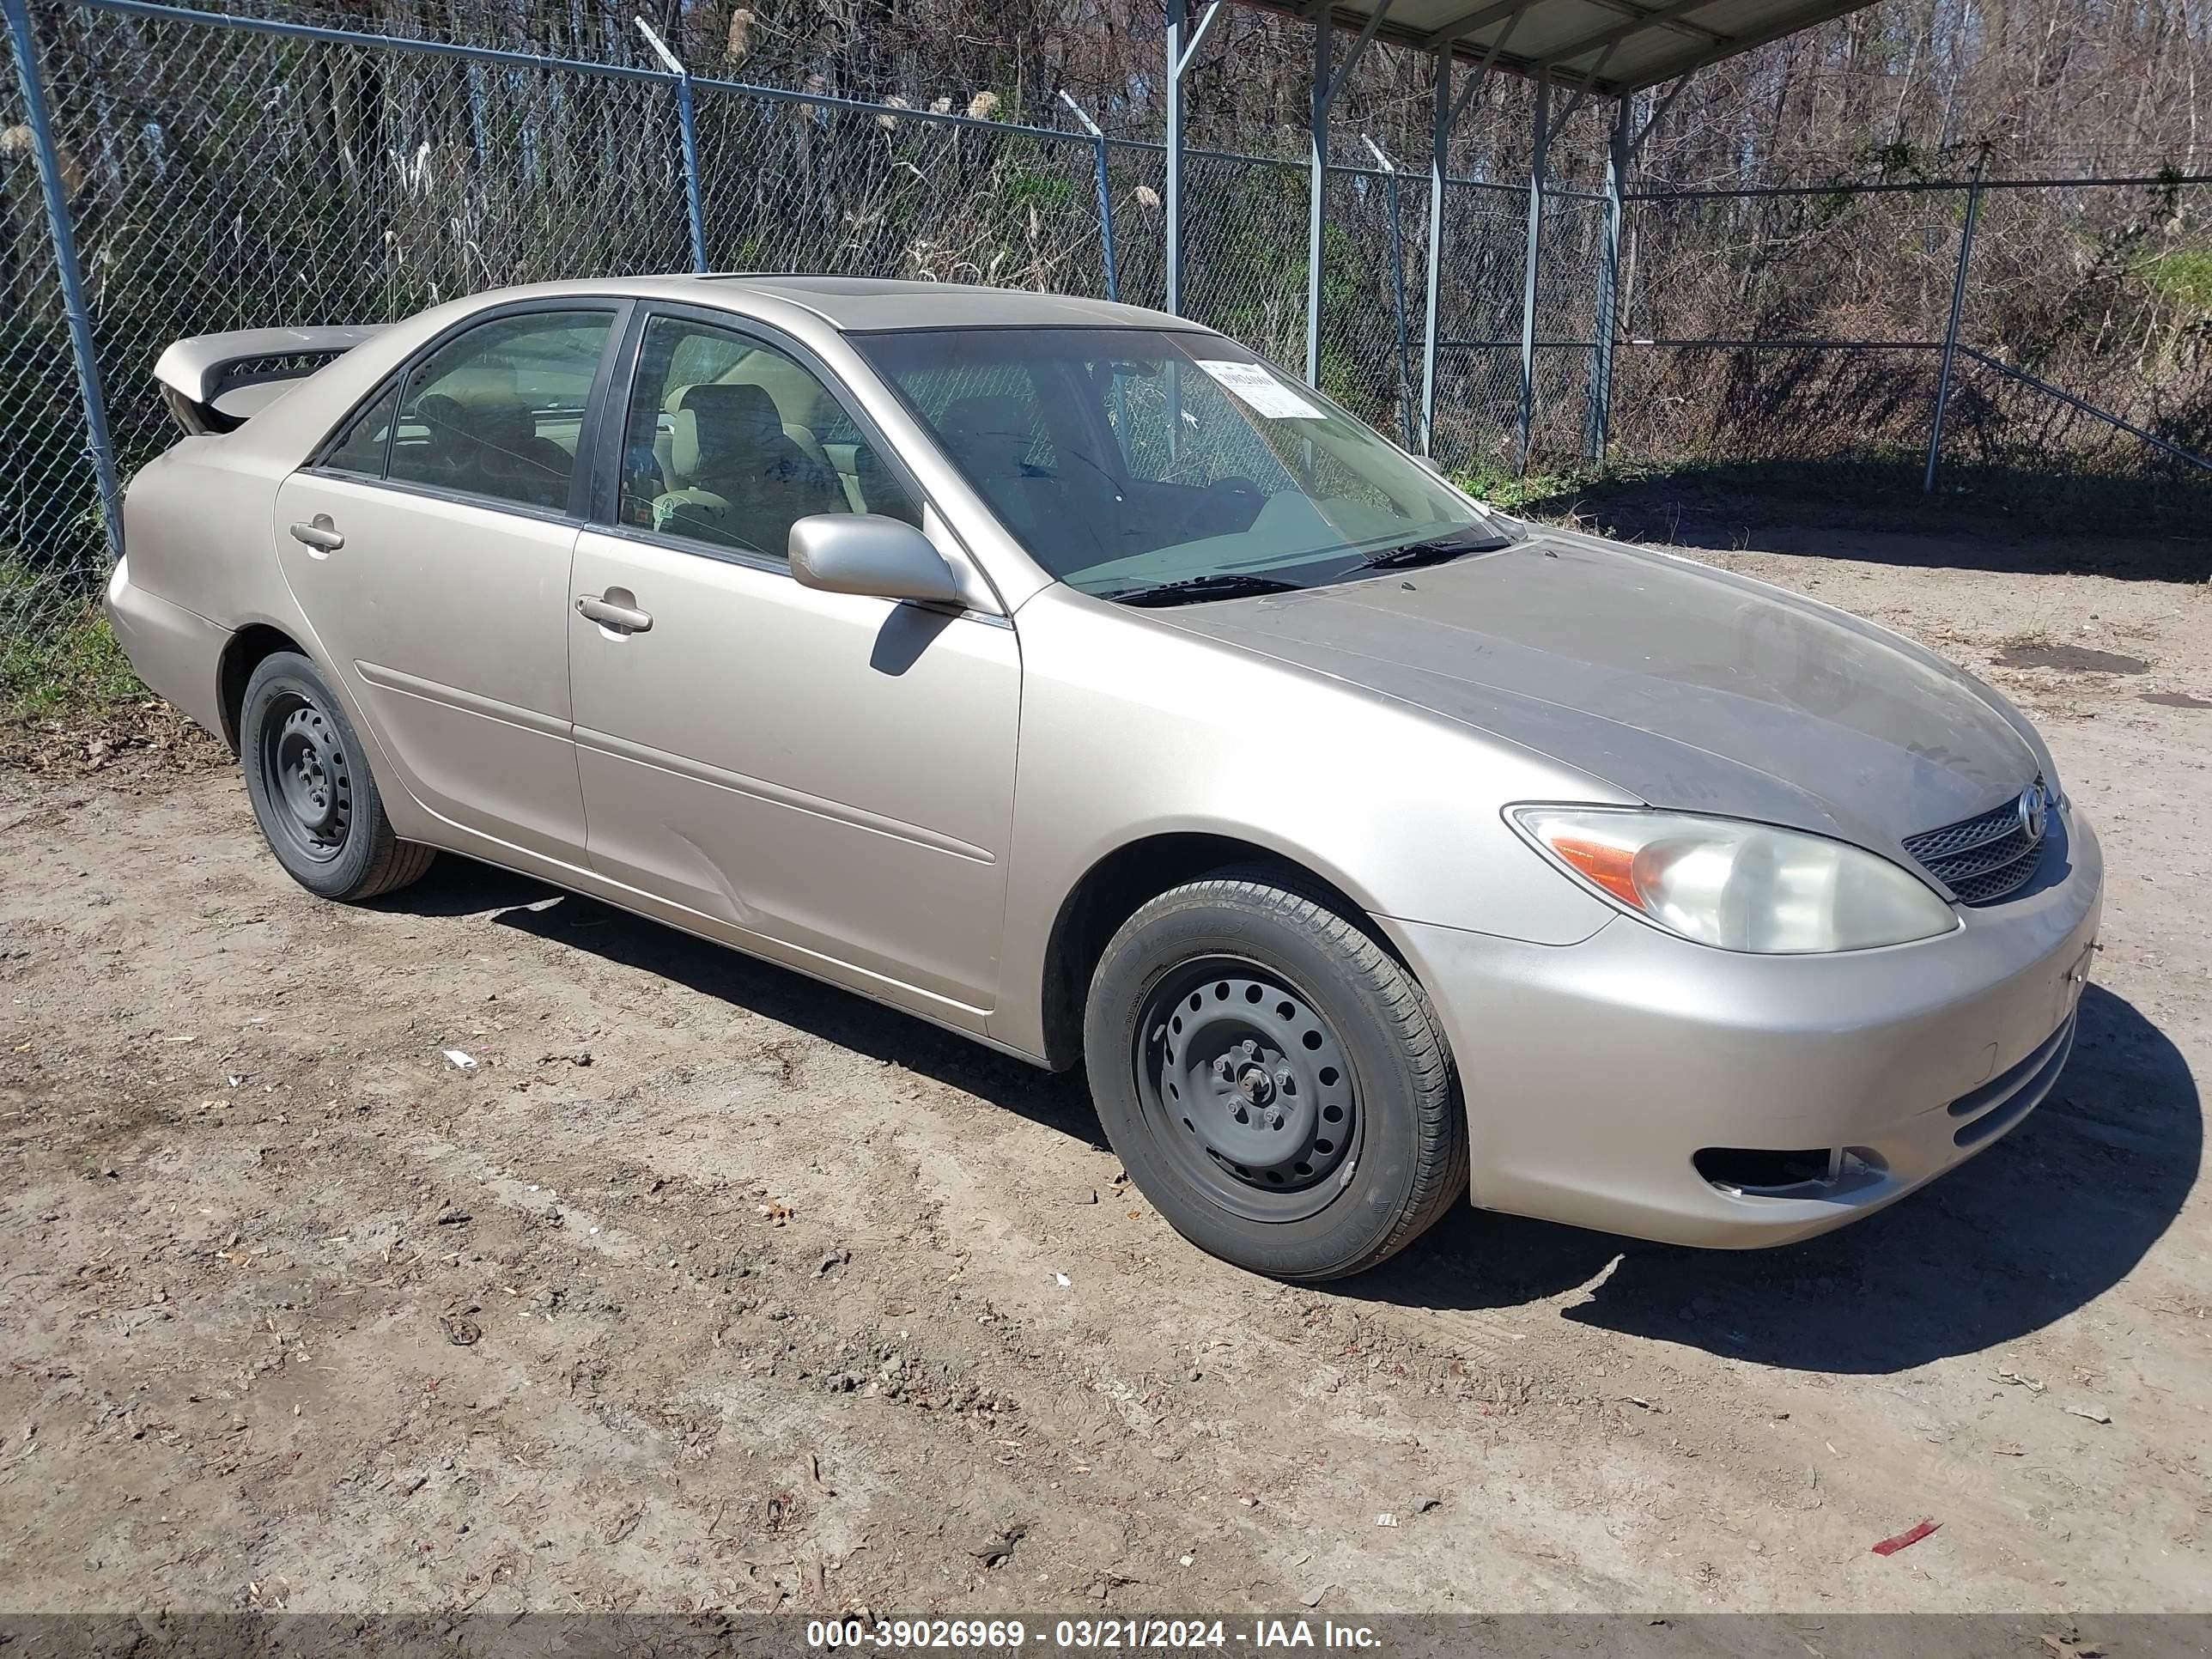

{"left": 289, "top": 515, "right": 344, "bottom": 553}
{"left": 576, "top": 592, "right": 653, "bottom": 634}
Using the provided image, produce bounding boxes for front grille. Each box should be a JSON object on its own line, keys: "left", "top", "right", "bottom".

{"left": 1902, "top": 779, "right": 2049, "bottom": 906}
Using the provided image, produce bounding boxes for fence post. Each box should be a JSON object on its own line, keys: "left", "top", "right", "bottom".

{"left": 3, "top": 0, "right": 123, "bottom": 563}
{"left": 1058, "top": 92, "right": 1119, "bottom": 303}
{"left": 1164, "top": 0, "right": 1189, "bottom": 314}
{"left": 635, "top": 16, "right": 707, "bottom": 273}
{"left": 1304, "top": 3, "right": 1332, "bottom": 386}
{"left": 1516, "top": 67, "right": 1551, "bottom": 475}
{"left": 674, "top": 78, "right": 707, "bottom": 271}
{"left": 1923, "top": 157, "right": 1985, "bottom": 493}
{"left": 1585, "top": 93, "right": 1630, "bottom": 461}
{"left": 1364, "top": 137, "right": 1413, "bottom": 442}
{"left": 1419, "top": 52, "right": 1450, "bottom": 456}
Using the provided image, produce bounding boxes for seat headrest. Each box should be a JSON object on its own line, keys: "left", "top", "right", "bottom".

{"left": 679, "top": 381, "right": 784, "bottom": 447}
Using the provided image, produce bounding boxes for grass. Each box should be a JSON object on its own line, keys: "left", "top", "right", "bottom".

{"left": 1452, "top": 458, "right": 1620, "bottom": 517}
{"left": 2140, "top": 248, "right": 2212, "bottom": 313}
{"left": 0, "top": 582, "right": 146, "bottom": 723}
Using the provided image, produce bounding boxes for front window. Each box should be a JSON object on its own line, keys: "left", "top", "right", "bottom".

{"left": 617, "top": 315, "right": 921, "bottom": 561}
{"left": 854, "top": 327, "right": 1517, "bottom": 604}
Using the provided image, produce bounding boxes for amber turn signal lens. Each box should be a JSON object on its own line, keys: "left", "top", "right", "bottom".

{"left": 1547, "top": 834, "right": 1644, "bottom": 908}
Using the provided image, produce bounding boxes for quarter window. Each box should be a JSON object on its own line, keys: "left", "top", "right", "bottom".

{"left": 617, "top": 315, "right": 920, "bottom": 560}
{"left": 318, "top": 379, "right": 399, "bottom": 477}
{"left": 385, "top": 311, "right": 611, "bottom": 511}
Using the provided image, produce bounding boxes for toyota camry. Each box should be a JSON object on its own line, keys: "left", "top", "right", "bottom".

{"left": 106, "top": 276, "right": 2101, "bottom": 1279}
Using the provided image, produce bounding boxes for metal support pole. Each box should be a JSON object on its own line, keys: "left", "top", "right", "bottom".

{"left": 3, "top": 0, "right": 122, "bottom": 562}
{"left": 1304, "top": 3, "right": 1332, "bottom": 387}
{"left": 1365, "top": 137, "right": 1414, "bottom": 442}
{"left": 1164, "top": 0, "right": 1188, "bottom": 315}
{"left": 1923, "top": 161, "right": 1985, "bottom": 493}
{"left": 674, "top": 78, "right": 708, "bottom": 271}
{"left": 637, "top": 16, "right": 707, "bottom": 272}
{"left": 1419, "top": 52, "right": 1450, "bottom": 455}
{"left": 1586, "top": 92, "right": 1630, "bottom": 460}
{"left": 1417, "top": 21, "right": 1513, "bottom": 460}
{"left": 1094, "top": 138, "right": 1121, "bottom": 303}
{"left": 1162, "top": 1, "right": 1220, "bottom": 317}
{"left": 1060, "top": 91, "right": 1120, "bottom": 303}
{"left": 1516, "top": 68, "right": 1551, "bottom": 474}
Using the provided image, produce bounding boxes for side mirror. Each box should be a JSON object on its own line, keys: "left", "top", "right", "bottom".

{"left": 789, "top": 514, "right": 963, "bottom": 605}
{"left": 1411, "top": 452, "right": 1448, "bottom": 480}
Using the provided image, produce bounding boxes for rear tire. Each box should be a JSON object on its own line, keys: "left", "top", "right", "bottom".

{"left": 239, "top": 651, "right": 434, "bottom": 902}
{"left": 1083, "top": 870, "right": 1467, "bottom": 1280}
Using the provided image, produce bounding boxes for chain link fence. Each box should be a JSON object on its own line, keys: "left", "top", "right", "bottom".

{"left": 691, "top": 86, "right": 1113, "bottom": 296}
{"left": 1610, "top": 174, "right": 2212, "bottom": 501}
{"left": 4, "top": 0, "right": 2209, "bottom": 714}
{"left": 3, "top": 0, "right": 115, "bottom": 708}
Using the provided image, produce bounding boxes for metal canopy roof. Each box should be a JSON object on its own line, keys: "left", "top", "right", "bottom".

{"left": 1230, "top": 0, "right": 1876, "bottom": 96}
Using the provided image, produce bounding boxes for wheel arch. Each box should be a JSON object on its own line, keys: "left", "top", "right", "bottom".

{"left": 216, "top": 622, "right": 312, "bottom": 753}
{"left": 1037, "top": 830, "right": 1397, "bottom": 1073}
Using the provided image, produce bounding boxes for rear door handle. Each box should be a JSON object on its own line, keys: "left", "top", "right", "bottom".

{"left": 289, "top": 515, "right": 344, "bottom": 553}
{"left": 576, "top": 592, "right": 653, "bottom": 634}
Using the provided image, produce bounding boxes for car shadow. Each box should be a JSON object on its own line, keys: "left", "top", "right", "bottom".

{"left": 416, "top": 873, "right": 1111, "bottom": 1148}
{"left": 1347, "top": 983, "right": 2201, "bottom": 1374}
{"left": 378, "top": 860, "right": 2197, "bottom": 1373}
{"left": 1522, "top": 466, "right": 2212, "bottom": 583}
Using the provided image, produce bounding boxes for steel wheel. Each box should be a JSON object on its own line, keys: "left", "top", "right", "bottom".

{"left": 257, "top": 690, "right": 354, "bottom": 863}
{"left": 238, "top": 651, "right": 435, "bottom": 902}
{"left": 1135, "top": 956, "right": 1361, "bottom": 1224}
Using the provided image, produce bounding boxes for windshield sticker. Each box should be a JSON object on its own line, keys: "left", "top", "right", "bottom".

{"left": 1193, "top": 359, "right": 1328, "bottom": 420}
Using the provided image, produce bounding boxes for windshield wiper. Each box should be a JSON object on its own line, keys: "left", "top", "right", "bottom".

{"left": 1357, "top": 530, "right": 1514, "bottom": 570}
{"left": 1109, "top": 572, "right": 1304, "bottom": 607}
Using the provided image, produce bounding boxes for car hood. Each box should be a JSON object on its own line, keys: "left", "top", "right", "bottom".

{"left": 1151, "top": 530, "right": 2041, "bottom": 852}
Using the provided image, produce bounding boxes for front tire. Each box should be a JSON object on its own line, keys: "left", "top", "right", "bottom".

{"left": 239, "top": 651, "right": 434, "bottom": 902}
{"left": 1084, "top": 871, "right": 1467, "bottom": 1280}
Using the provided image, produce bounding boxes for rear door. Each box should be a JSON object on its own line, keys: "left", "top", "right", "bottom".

{"left": 275, "top": 303, "right": 624, "bottom": 860}
{"left": 566, "top": 307, "right": 1020, "bottom": 1018}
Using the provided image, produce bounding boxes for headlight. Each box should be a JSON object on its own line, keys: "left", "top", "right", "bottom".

{"left": 1510, "top": 806, "right": 1958, "bottom": 954}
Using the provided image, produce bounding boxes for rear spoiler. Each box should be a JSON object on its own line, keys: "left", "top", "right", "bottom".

{"left": 154, "top": 325, "right": 385, "bottom": 434}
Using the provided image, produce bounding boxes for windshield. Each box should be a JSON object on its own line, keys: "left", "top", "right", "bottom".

{"left": 853, "top": 327, "right": 1519, "bottom": 604}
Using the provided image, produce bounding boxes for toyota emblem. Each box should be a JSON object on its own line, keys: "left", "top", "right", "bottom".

{"left": 2017, "top": 781, "right": 2050, "bottom": 842}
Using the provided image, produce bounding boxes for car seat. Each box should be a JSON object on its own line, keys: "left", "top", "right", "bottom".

{"left": 652, "top": 383, "right": 845, "bottom": 556}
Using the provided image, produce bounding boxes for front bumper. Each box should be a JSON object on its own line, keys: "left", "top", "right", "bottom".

{"left": 1387, "top": 806, "right": 2103, "bottom": 1248}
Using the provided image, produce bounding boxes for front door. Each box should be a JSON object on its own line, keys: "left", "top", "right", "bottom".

{"left": 566, "top": 310, "right": 1020, "bottom": 1018}
{"left": 275, "top": 305, "right": 621, "bottom": 860}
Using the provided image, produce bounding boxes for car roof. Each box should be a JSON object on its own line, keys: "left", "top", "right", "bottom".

{"left": 546, "top": 273, "right": 1205, "bottom": 334}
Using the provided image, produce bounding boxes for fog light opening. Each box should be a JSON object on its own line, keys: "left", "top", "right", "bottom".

{"left": 1695, "top": 1146, "right": 1884, "bottom": 1198}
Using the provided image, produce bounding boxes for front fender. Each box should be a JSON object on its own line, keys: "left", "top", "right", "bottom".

{"left": 990, "top": 587, "right": 1625, "bottom": 1060}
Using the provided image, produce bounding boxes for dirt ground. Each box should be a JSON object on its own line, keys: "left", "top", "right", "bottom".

{"left": 3, "top": 515, "right": 2209, "bottom": 1618}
